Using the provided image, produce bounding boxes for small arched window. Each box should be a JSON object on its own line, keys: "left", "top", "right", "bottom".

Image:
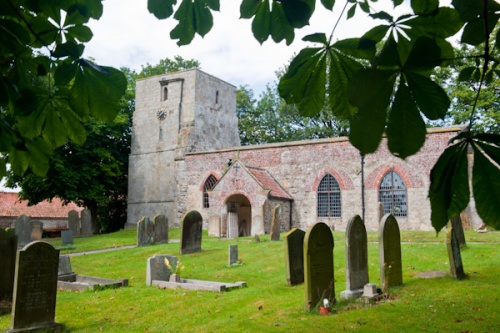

{"left": 163, "top": 86, "right": 168, "bottom": 101}
{"left": 317, "top": 174, "right": 341, "bottom": 217}
{"left": 203, "top": 175, "right": 218, "bottom": 208}
{"left": 379, "top": 170, "right": 407, "bottom": 217}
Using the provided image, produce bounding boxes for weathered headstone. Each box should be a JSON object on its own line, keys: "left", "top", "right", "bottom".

{"left": 153, "top": 214, "right": 169, "bottom": 244}
{"left": 450, "top": 215, "right": 467, "bottom": 248}
{"left": 379, "top": 214, "right": 403, "bottom": 289}
{"left": 228, "top": 245, "right": 238, "bottom": 266}
{"left": 14, "top": 215, "right": 31, "bottom": 247}
{"left": 68, "top": 210, "right": 81, "bottom": 238}
{"left": 137, "top": 216, "right": 154, "bottom": 247}
{"left": 304, "top": 222, "right": 335, "bottom": 310}
{"left": 58, "top": 256, "right": 74, "bottom": 277}
{"left": 378, "top": 202, "right": 384, "bottom": 223}
{"left": 80, "top": 208, "right": 93, "bottom": 237}
{"left": 270, "top": 205, "right": 281, "bottom": 241}
{"left": 180, "top": 211, "right": 203, "bottom": 254}
{"left": 8, "top": 241, "right": 62, "bottom": 332}
{"left": 30, "top": 220, "right": 43, "bottom": 241}
{"left": 61, "top": 230, "right": 73, "bottom": 245}
{"left": 146, "top": 254, "right": 178, "bottom": 286}
{"left": 284, "top": 228, "right": 305, "bottom": 286}
{"left": 0, "top": 228, "right": 17, "bottom": 301}
{"left": 447, "top": 224, "right": 465, "bottom": 280}
{"left": 208, "top": 215, "right": 220, "bottom": 237}
{"left": 341, "top": 215, "right": 369, "bottom": 300}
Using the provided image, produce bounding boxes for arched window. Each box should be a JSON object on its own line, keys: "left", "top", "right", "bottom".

{"left": 379, "top": 170, "right": 407, "bottom": 217}
{"left": 203, "top": 175, "right": 218, "bottom": 208}
{"left": 163, "top": 86, "right": 168, "bottom": 101}
{"left": 215, "top": 91, "right": 219, "bottom": 104}
{"left": 317, "top": 174, "right": 341, "bottom": 217}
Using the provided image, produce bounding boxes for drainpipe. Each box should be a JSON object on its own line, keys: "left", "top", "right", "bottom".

{"left": 289, "top": 201, "right": 293, "bottom": 230}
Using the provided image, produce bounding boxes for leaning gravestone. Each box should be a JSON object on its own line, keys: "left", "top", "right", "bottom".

{"left": 30, "top": 220, "right": 43, "bottom": 241}
{"left": 137, "top": 216, "right": 154, "bottom": 247}
{"left": 153, "top": 214, "right": 169, "bottom": 244}
{"left": 270, "top": 205, "right": 281, "bottom": 241}
{"left": 14, "top": 215, "right": 31, "bottom": 247}
{"left": 8, "top": 241, "right": 62, "bottom": 332}
{"left": 228, "top": 245, "right": 238, "bottom": 266}
{"left": 304, "top": 222, "right": 335, "bottom": 310}
{"left": 146, "top": 254, "right": 178, "bottom": 286}
{"left": 180, "top": 211, "right": 203, "bottom": 254}
{"left": 379, "top": 214, "right": 403, "bottom": 289}
{"left": 341, "top": 215, "right": 369, "bottom": 300}
{"left": 447, "top": 224, "right": 465, "bottom": 280}
{"left": 450, "top": 215, "right": 466, "bottom": 248}
{"left": 68, "top": 210, "right": 81, "bottom": 238}
{"left": 61, "top": 230, "right": 73, "bottom": 245}
{"left": 80, "top": 208, "right": 93, "bottom": 237}
{"left": 0, "top": 228, "right": 17, "bottom": 301}
{"left": 284, "top": 228, "right": 305, "bottom": 286}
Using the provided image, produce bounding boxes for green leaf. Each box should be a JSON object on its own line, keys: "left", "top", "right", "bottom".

{"left": 43, "top": 102, "right": 68, "bottom": 147}
{"left": 406, "top": 71, "right": 449, "bottom": 120}
{"left": 321, "top": 0, "right": 335, "bottom": 10}
{"left": 281, "top": 0, "right": 315, "bottom": 28}
{"left": 373, "top": 35, "right": 400, "bottom": 68}
{"left": 405, "top": 37, "right": 442, "bottom": 70}
{"left": 194, "top": 0, "right": 213, "bottom": 37}
{"left": 171, "top": 0, "right": 195, "bottom": 46}
{"left": 25, "top": 139, "right": 52, "bottom": 176}
{"left": 58, "top": 102, "right": 87, "bottom": 145}
{"left": 8, "top": 148, "right": 30, "bottom": 175}
{"left": 428, "top": 141, "right": 469, "bottom": 233}
{"left": 148, "top": 0, "right": 177, "bottom": 19}
{"left": 52, "top": 41, "right": 84, "bottom": 59}
{"left": 333, "top": 38, "right": 376, "bottom": 59}
{"left": 66, "top": 24, "right": 93, "bottom": 43}
{"left": 347, "top": 4, "right": 356, "bottom": 19}
{"left": 205, "top": 0, "right": 220, "bottom": 11}
{"left": 0, "top": 159, "right": 5, "bottom": 179}
{"left": 270, "top": 3, "right": 294, "bottom": 44}
{"left": 362, "top": 25, "right": 390, "bottom": 44}
{"left": 411, "top": 0, "right": 438, "bottom": 15}
{"left": 297, "top": 55, "right": 327, "bottom": 117}
{"left": 55, "top": 61, "right": 78, "bottom": 86}
{"left": 472, "top": 143, "right": 500, "bottom": 229}
{"left": 303, "top": 33, "right": 327, "bottom": 44}
{"left": 386, "top": 82, "right": 426, "bottom": 158}
{"left": 240, "top": 0, "right": 260, "bottom": 18}
{"left": 405, "top": 7, "right": 463, "bottom": 39}
{"left": 457, "top": 66, "right": 475, "bottom": 81}
{"left": 252, "top": 0, "right": 271, "bottom": 44}
{"left": 473, "top": 133, "right": 500, "bottom": 146}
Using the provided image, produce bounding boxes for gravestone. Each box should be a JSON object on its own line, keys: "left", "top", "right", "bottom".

{"left": 284, "top": 228, "right": 305, "bottom": 286}
{"left": 15, "top": 215, "right": 31, "bottom": 247}
{"left": 228, "top": 245, "right": 238, "bottom": 265}
{"left": 80, "top": 208, "right": 93, "bottom": 237}
{"left": 379, "top": 214, "right": 403, "bottom": 289}
{"left": 58, "top": 256, "right": 74, "bottom": 277}
{"left": 304, "top": 222, "right": 335, "bottom": 310}
{"left": 0, "top": 228, "right": 17, "bottom": 301}
{"left": 30, "top": 220, "right": 43, "bottom": 241}
{"left": 270, "top": 205, "right": 281, "bottom": 241}
{"left": 61, "top": 230, "right": 73, "bottom": 245}
{"left": 450, "top": 215, "right": 467, "bottom": 248}
{"left": 341, "top": 215, "right": 369, "bottom": 300}
{"left": 68, "top": 210, "right": 81, "bottom": 238}
{"left": 180, "top": 211, "right": 203, "bottom": 254}
{"left": 137, "top": 216, "right": 154, "bottom": 246}
{"left": 8, "top": 241, "right": 62, "bottom": 332}
{"left": 208, "top": 215, "right": 220, "bottom": 237}
{"left": 153, "top": 214, "right": 169, "bottom": 244}
{"left": 447, "top": 225, "right": 465, "bottom": 280}
{"left": 146, "top": 254, "right": 178, "bottom": 286}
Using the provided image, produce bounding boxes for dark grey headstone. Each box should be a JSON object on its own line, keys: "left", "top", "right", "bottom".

{"left": 379, "top": 214, "right": 403, "bottom": 289}
{"left": 270, "top": 205, "right": 281, "bottom": 241}
{"left": 304, "top": 222, "right": 335, "bottom": 310}
{"left": 447, "top": 225, "right": 465, "bottom": 280}
{"left": 68, "top": 210, "right": 81, "bottom": 238}
{"left": 284, "top": 228, "right": 305, "bottom": 286}
{"left": 80, "top": 208, "right": 93, "bottom": 237}
{"left": 0, "top": 228, "right": 17, "bottom": 301}
{"left": 450, "top": 215, "right": 467, "bottom": 248}
{"left": 228, "top": 245, "right": 238, "bottom": 265}
{"left": 180, "top": 211, "right": 203, "bottom": 255}
{"left": 61, "top": 230, "right": 73, "bottom": 245}
{"left": 153, "top": 214, "right": 169, "bottom": 244}
{"left": 30, "top": 220, "right": 43, "bottom": 241}
{"left": 58, "top": 256, "right": 73, "bottom": 276}
{"left": 341, "top": 215, "right": 369, "bottom": 300}
{"left": 15, "top": 215, "right": 31, "bottom": 247}
{"left": 137, "top": 216, "right": 154, "bottom": 247}
{"left": 9, "top": 241, "right": 61, "bottom": 332}
{"left": 146, "top": 255, "right": 178, "bottom": 286}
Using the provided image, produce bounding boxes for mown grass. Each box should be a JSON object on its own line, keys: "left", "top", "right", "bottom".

{"left": 1, "top": 230, "right": 499, "bottom": 332}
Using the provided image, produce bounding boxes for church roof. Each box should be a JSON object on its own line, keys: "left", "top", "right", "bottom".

{"left": 0, "top": 192, "right": 83, "bottom": 218}
{"left": 246, "top": 167, "right": 293, "bottom": 200}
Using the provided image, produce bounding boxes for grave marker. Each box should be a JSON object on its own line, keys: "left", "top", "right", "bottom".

{"left": 379, "top": 214, "right": 403, "bottom": 289}
{"left": 8, "top": 241, "right": 62, "bottom": 332}
{"left": 447, "top": 225, "right": 465, "bottom": 280}
{"left": 341, "top": 215, "right": 369, "bottom": 300}
{"left": 30, "top": 220, "right": 43, "bottom": 241}
{"left": 0, "top": 228, "right": 17, "bottom": 301}
{"left": 137, "top": 216, "right": 154, "bottom": 247}
{"left": 61, "top": 230, "right": 73, "bottom": 245}
{"left": 228, "top": 245, "right": 238, "bottom": 266}
{"left": 180, "top": 211, "right": 203, "bottom": 254}
{"left": 208, "top": 215, "right": 220, "bottom": 237}
{"left": 304, "top": 222, "right": 335, "bottom": 310}
{"left": 270, "top": 205, "right": 281, "bottom": 241}
{"left": 68, "top": 210, "right": 81, "bottom": 238}
{"left": 284, "top": 228, "right": 305, "bottom": 286}
{"left": 146, "top": 255, "right": 178, "bottom": 286}
{"left": 153, "top": 214, "right": 169, "bottom": 244}
{"left": 14, "top": 215, "right": 31, "bottom": 247}
{"left": 80, "top": 208, "right": 93, "bottom": 237}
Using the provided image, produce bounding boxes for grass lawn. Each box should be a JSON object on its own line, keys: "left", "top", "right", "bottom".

{"left": 1, "top": 229, "right": 499, "bottom": 332}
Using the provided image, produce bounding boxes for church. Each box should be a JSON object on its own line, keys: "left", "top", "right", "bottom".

{"left": 126, "top": 68, "right": 470, "bottom": 236}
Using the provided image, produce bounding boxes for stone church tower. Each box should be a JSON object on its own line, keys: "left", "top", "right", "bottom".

{"left": 126, "top": 69, "right": 240, "bottom": 228}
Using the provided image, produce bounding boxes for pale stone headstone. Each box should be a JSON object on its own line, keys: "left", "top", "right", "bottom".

{"left": 30, "top": 220, "right": 43, "bottom": 241}
{"left": 153, "top": 214, "right": 169, "bottom": 244}
{"left": 146, "top": 254, "right": 178, "bottom": 286}
{"left": 208, "top": 215, "right": 220, "bottom": 237}
{"left": 80, "top": 208, "right": 93, "bottom": 237}
{"left": 284, "top": 228, "right": 305, "bottom": 286}
{"left": 137, "top": 216, "right": 154, "bottom": 247}
{"left": 180, "top": 211, "right": 203, "bottom": 254}
{"left": 253, "top": 215, "right": 264, "bottom": 236}
{"left": 68, "top": 210, "right": 81, "bottom": 238}
{"left": 379, "top": 214, "right": 403, "bottom": 289}
{"left": 270, "top": 205, "right": 281, "bottom": 241}
{"left": 447, "top": 225, "right": 465, "bottom": 280}
{"left": 0, "top": 228, "right": 17, "bottom": 301}
{"left": 304, "top": 222, "right": 335, "bottom": 310}
{"left": 9, "top": 241, "right": 62, "bottom": 332}
{"left": 15, "top": 215, "right": 31, "bottom": 247}
{"left": 61, "top": 230, "right": 73, "bottom": 245}
{"left": 228, "top": 245, "right": 238, "bottom": 265}
{"left": 341, "top": 215, "right": 369, "bottom": 300}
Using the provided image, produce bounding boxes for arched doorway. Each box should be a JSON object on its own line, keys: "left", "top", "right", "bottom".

{"left": 225, "top": 194, "right": 251, "bottom": 238}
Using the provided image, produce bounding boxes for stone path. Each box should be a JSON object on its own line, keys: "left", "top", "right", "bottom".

{"left": 66, "top": 239, "right": 180, "bottom": 257}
